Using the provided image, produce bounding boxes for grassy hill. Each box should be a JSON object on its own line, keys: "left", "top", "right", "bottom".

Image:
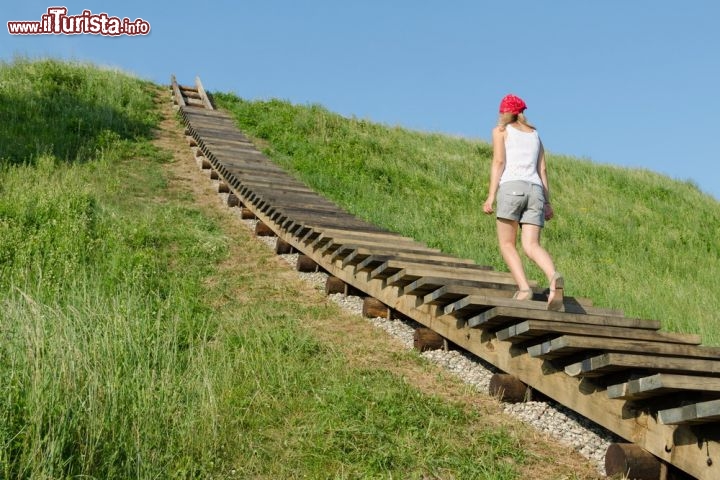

{"left": 4, "top": 56, "right": 718, "bottom": 478}
{"left": 1, "top": 58, "right": 606, "bottom": 479}
{"left": 212, "top": 93, "right": 720, "bottom": 346}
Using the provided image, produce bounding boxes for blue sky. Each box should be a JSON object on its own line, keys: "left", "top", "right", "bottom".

{"left": 3, "top": 1, "right": 720, "bottom": 201}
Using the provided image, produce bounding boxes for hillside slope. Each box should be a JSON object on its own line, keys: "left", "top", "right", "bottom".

{"left": 0, "top": 58, "right": 603, "bottom": 479}
{"left": 213, "top": 92, "right": 720, "bottom": 346}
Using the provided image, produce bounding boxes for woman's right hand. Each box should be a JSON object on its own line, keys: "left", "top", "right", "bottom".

{"left": 483, "top": 197, "right": 494, "bottom": 215}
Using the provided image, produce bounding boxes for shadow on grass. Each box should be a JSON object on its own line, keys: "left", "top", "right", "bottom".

{"left": 0, "top": 59, "right": 157, "bottom": 166}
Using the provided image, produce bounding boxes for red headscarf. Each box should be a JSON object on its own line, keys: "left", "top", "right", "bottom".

{"left": 499, "top": 94, "right": 527, "bottom": 114}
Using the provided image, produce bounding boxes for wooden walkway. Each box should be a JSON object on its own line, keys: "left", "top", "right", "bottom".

{"left": 171, "top": 76, "right": 719, "bottom": 480}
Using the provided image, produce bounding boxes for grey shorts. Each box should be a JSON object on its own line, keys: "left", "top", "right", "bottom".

{"left": 496, "top": 180, "right": 546, "bottom": 226}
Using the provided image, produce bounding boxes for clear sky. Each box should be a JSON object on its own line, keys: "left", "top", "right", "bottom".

{"left": 3, "top": 1, "right": 720, "bottom": 201}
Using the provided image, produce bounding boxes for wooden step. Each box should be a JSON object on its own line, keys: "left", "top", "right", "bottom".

{"left": 497, "top": 320, "right": 701, "bottom": 345}
{"left": 359, "top": 255, "right": 485, "bottom": 277}
{"left": 386, "top": 267, "right": 519, "bottom": 289}
{"left": 464, "top": 305, "right": 659, "bottom": 330}
{"left": 401, "top": 276, "right": 518, "bottom": 297}
{"left": 607, "top": 374, "right": 720, "bottom": 400}
{"left": 527, "top": 335, "right": 720, "bottom": 361}
{"left": 658, "top": 399, "right": 720, "bottom": 425}
{"left": 329, "top": 245, "right": 443, "bottom": 264}
{"left": 423, "top": 284, "right": 515, "bottom": 306}
{"left": 565, "top": 353, "right": 720, "bottom": 378}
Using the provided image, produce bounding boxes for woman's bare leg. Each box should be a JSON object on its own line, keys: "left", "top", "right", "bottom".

{"left": 496, "top": 219, "right": 531, "bottom": 298}
{"left": 520, "top": 224, "right": 562, "bottom": 306}
{"left": 519, "top": 224, "right": 555, "bottom": 279}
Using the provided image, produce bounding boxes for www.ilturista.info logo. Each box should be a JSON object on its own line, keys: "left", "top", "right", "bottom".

{"left": 7, "top": 7, "right": 150, "bottom": 36}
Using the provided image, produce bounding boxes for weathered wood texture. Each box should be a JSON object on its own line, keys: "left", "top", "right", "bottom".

{"left": 608, "top": 374, "right": 720, "bottom": 400}
{"left": 488, "top": 374, "right": 530, "bottom": 403}
{"left": 362, "top": 297, "right": 389, "bottom": 319}
{"left": 604, "top": 443, "right": 662, "bottom": 480}
{"left": 227, "top": 193, "right": 240, "bottom": 208}
{"left": 296, "top": 254, "right": 319, "bottom": 273}
{"left": 659, "top": 399, "right": 720, "bottom": 425}
{"left": 413, "top": 327, "right": 445, "bottom": 352}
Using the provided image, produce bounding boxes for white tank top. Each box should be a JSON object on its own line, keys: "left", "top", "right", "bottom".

{"left": 499, "top": 124, "right": 542, "bottom": 186}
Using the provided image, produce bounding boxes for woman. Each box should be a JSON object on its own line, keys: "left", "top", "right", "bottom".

{"left": 482, "top": 94, "right": 564, "bottom": 310}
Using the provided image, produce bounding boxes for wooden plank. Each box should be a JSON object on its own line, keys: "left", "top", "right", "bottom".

{"left": 325, "top": 243, "right": 457, "bottom": 260}
{"left": 377, "top": 260, "right": 513, "bottom": 281}
{"left": 199, "top": 138, "right": 255, "bottom": 149}
{"left": 275, "top": 212, "right": 369, "bottom": 228}
{"left": 316, "top": 238, "right": 423, "bottom": 253}
{"left": 659, "top": 399, "right": 720, "bottom": 425}
{"left": 183, "top": 117, "right": 234, "bottom": 129}
{"left": 288, "top": 219, "right": 385, "bottom": 235}
{"left": 326, "top": 245, "right": 366, "bottom": 262}
{"left": 212, "top": 162, "right": 283, "bottom": 179}
{"left": 182, "top": 112, "right": 237, "bottom": 123}
{"left": 195, "top": 76, "right": 214, "bottom": 110}
{"left": 257, "top": 191, "right": 338, "bottom": 206}
{"left": 186, "top": 126, "right": 242, "bottom": 138}
{"left": 184, "top": 106, "right": 220, "bottom": 116}
{"left": 185, "top": 98, "right": 205, "bottom": 108}
{"left": 497, "top": 320, "right": 701, "bottom": 346}
{"left": 239, "top": 176, "right": 313, "bottom": 189}
{"left": 207, "top": 146, "right": 267, "bottom": 158}
{"left": 199, "top": 142, "right": 259, "bottom": 153}
{"left": 236, "top": 184, "right": 320, "bottom": 197}
{"left": 311, "top": 233, "right": 431, "bottom": 251}
{"left": 170, "top": 74, "right": 186, "bottom": 107}
{"left": 433, "top": 289, "right": 609, "bottom": 317}
{"left": 265, "top": 204, "right": 347, "bottom": 219}
{"left": 423, "top": 284, "right": 514, "bottom": 306}
{"left": 289, "top": 216, "right": 384, "bottom": 231}
{"left": 233, "top": 174, "right": 310, "bottom": 188}
{"left": 334, "top": 246, "right": 463, "bottom": 268}
{"left": 266, "top": 200, "right": 342, "bottom": 215}
{"left": 446, "top": 295, "right": 562, "bottom": 318}
{"left": 527, "top": 335, "right": 720, "bottom": 361}
{"left": 386, "top": 266, "right": 518, "bottom": 289}
{"left": 369, "top": 258, "right": 495, "bottom": 281}
{"left": 316, "top": 227, "right": 414, "bottom": 242}
{"left": 607, "top": 374, "right": 720, "bottom": 400}
{"left": 182, "top": 88, "right": 201, "bottom": 99}
{"left": 226, "top": 168, "right": 310, "bottom": 183}
{"left": 205, "top": 143, "right": 264, "bottom": 154}
{"left": 210, "top": 147, "right": 274, "bottom": 159}
{"left": 181, "top": 107, "right": 228, "bottom": 122}
{"left": 360, "top": 254, "right": 483, "bottom": 275}
{"left": 401, "top": 276, "right": 507, "bottom": 297}
{"left": 266, "top": 206, "right": 349, "bottom": 224}
{"left": 423, "top": 278, "right": 521, "bottom": 297}
{"left": 467, "top": 305, "right": 660, "bottom": 330}
{"left": 272, "top": 208, "right": 352, "bottom": 229}
{"left": 352, "top": 252, "right": 472, "bottom": 271}
{"left": 339, "top": 248, "right": 361, "bottom": 268}
{"left": 565, "top": 353, "right": 720, "bottom": 378}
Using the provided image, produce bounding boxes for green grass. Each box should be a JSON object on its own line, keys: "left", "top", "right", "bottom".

{"left": 0, "top": 57, "right": 158, "bottom": 165}
{"left": 0, "top": 59, "right": 551, "bottom": 479}
{"left": 212, "top": 93, "right": 720, "bottom": 346}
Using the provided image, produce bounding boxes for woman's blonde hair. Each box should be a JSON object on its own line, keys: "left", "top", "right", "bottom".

{"left": 497, "top": 112, "right": 535, "bottom": 131}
